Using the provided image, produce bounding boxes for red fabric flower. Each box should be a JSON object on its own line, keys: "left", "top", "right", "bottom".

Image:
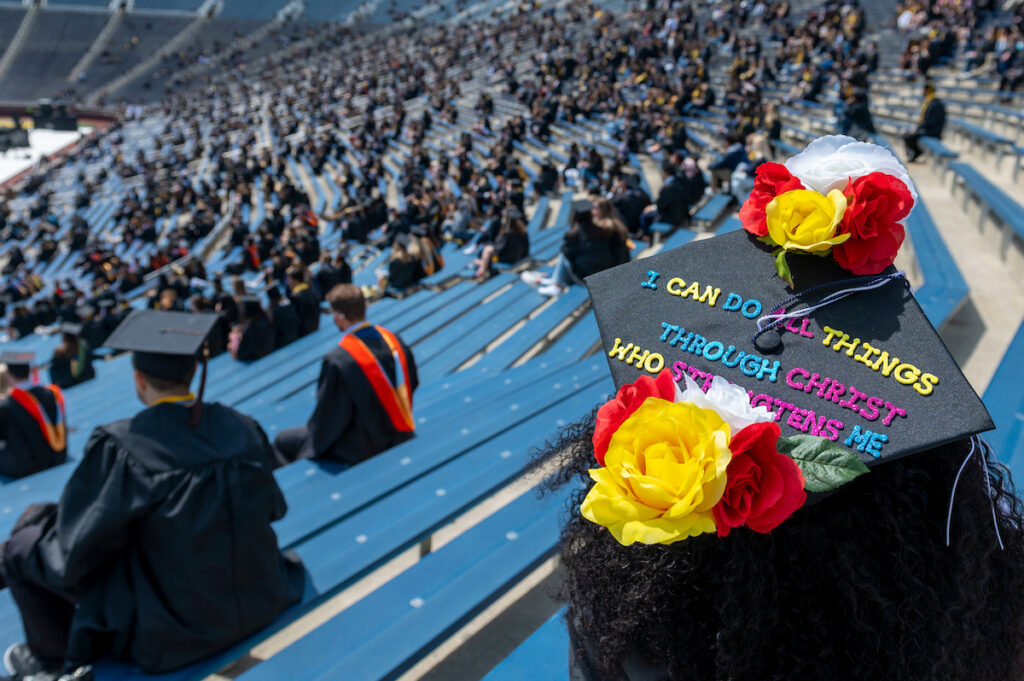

{"left": 834, "top": 171, "right": 913, "bottom": 275}
{"left": 592, "top": 370, "right": 678, "bottom": 466}
{"left": 712, "top": 422, "right": 807, "bottom": 537}
{"left": 738, "top": 163, "right": 805, "bottom": 237}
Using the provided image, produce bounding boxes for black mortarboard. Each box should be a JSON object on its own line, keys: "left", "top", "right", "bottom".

{"left": 0, "top": 351, "right": 34, "bottom": 376}
{"left": 586, "top": 229, "right": 993, "bottom": 467}
{"left": 571, "top": 199, "right": 594, "bottom": 215}
{"left": 105, "top": 310, "right": 218, "bottom": 383}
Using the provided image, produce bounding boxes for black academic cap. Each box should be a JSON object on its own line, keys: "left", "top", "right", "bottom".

{"left": 585, "top": 229, "right": 993, "bottom": 467}
{"left": 571, "top": 199, "right": 594, "bottom": 214}
{"left": 0, "top": 351, "right": 34, "bottom": 375}
{"left": 105, "top": 310, "right": 219, "bottom": 382}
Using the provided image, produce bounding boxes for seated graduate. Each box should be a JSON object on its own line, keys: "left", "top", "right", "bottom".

{"left": 540, "top": 137, "right": 1024, "bottom": 681}
{"left": 286, "top": 267, "right": 321, "bottom": 338}
{"left": 48, "top": 323, "right": 95, "bottom": 389}
{"left": 230, "top": 296, "right": 275, "bottom": 361}
{"left": 1, "top": 310, "right": 305, "bottom": 680}
{"left": 273, "top": 284, "right": 418, "bottom": 467}
{"left": 0, "top": 352, "right": 67, "bottom": 480}
{"left": 266, "top": 285, "right": 300, "bottom": 349}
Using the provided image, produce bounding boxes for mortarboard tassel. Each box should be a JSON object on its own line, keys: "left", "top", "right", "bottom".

{"left": 190, "top": 342, "right": 210, "bottom": 429}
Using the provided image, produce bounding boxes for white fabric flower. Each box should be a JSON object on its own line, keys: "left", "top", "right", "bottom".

{"left": 679, "top": 374, "right": 775, "bottom": 434}
{"left": 784, "top": 135, "right": 917, "bottom": 202}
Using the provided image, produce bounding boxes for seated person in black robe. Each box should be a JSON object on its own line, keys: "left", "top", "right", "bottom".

{"left": 286, "top": 268, "right": 321, "bottom": 338}
{"left": 273, "top": 284, "right": 418, "bottom": 467}
{"left": 267, "top": 285, "right": 300, "bottom": 349}
{"left": 230, "top": 297, "right": 275, "bottom": 362}
{"left": 0, "top": 352, "right": 67, "bottom": 480}
{"left": 0, "top": 311, "right": 305, "bottom": 679}
{"left": 48, "top": 324, "right": 95, "bottom": 389}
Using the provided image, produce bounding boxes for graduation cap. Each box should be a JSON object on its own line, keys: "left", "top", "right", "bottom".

{"left": 105, "top": 310, "right": 219, "bottom": 426}
{"left": 571, "top": 199, "right": 594, "bottom": 215}
{"left": 0, "top": 351, "right": 34, "bottom": 377}
{"left": 586, "top": 227, "right": 993, "bottom": 469}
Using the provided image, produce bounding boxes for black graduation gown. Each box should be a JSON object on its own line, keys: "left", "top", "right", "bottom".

{"left": 48, "top": 343, "right": 95, "bottom": 389}
{"left": 235, "top": 316, "right": 275, "bottom": 361}
{"left": 270, "top": 301, "right": 300, "bottom": 349}
{"left": 0, "top": 387, "right": 68, "bottom": 479}
{"left": 7, "top": 402, "right": 306, "bottom": 672}
{"left": 302, "top": 325, "right": 419, "bottom": 465}
{"left": 289, "top": 286, "right": 321, "bottom": 337}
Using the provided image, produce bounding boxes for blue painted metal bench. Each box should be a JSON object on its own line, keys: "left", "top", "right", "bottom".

{"left": 919, "top": 136, "right": 959, "bottom": 173}
{"left": 984, "top": 319, "right": 1024, "bottom": 474}
{"left": 717, "top": 217, "right": 742, "bottom": 234}
{"left": 948, "top": 161, "right": 1024, "bottom": 255}
{"left": 691, "top": 193, "right": 732, "bottom": 229}
{"left": 416, "top": 283, "right": 548, "bottom": 382}
{"left": 471, "top": 287, "right": 589, "bottom": 374}
{"left": 480, "top": 608, "right": 568, "bottom": 681}
{"left": 950, "top": 118, "right": 1012, "bottom": 163}
{"left": 235, "top": 476, "right": 588, "bottom": 681}
{"left": 905, "top": 200, "right": 969, "bottom": 331}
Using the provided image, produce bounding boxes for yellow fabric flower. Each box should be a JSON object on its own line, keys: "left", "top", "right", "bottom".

{"left": 766, "top": 189, "right": 850, "bottom": 253}
{"left": 581, "top": 398, "right": 732, "bottom": 546}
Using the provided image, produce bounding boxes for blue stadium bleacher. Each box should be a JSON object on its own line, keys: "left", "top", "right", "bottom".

{"left": 481, "top": 608, "right": 568, "bottom": 681}
{"left": 132, "top": 0, "right": 205, "bottom": 11}
{"left": 0, "top": 10, "right": 110, "bottom": 101}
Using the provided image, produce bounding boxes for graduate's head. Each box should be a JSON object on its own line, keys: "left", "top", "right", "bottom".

{"left": 554, "top": 135, "right": 1023, "bottom": 679}
{"left": 0, "top": 351, "right": 32, "bottom": 386}
{"left": 540, "top": 424, "right": 1024, "bottom": 680}
{"left": 103, "top": 310, "right": 217, "bottom": 406}
{"left": 326, "top": 284, "right": 366, "bottom": 331}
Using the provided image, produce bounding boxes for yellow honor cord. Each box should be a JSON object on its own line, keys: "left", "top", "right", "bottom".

{"left": 153, "top": 393, "right": 197, "bottom": 406}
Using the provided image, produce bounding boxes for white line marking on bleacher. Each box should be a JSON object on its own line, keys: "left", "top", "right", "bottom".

{"left": 355, "top": 534, "right": 367, "bottom": 543}
{"left": 400, "top": 457, "right": 412, "bottom": 465}
{"left": 410, "top": 597, "right": 425, "bottom": 608}
{"left": 505, "top": 531, "right": 518, "bottom": 541}
{"left": 435, "top": 489, "right": 446, "bottom": 496}
{"left": 330, "top": 493, "right": 341, "bottom": 501}
{"left": 499, "top": 450, "right": 512, "bottom": 458}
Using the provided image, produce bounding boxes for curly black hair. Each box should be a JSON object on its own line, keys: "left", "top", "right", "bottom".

{"left": 537, "top": 411, "right": 1024, "bottom": 681}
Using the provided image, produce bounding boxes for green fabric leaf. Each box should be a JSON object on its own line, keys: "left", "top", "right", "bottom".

{"left": 774, "top": 250, "right": 793, "bottom": 287}
{"left": 757, "top": 235, "right": 778, "bottom": 247}
{"left": 777, "top": 435, "right": 869, "bottom": 493}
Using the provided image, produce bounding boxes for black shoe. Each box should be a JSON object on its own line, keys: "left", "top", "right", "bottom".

{"left": 3, "top": 644, "right": 60, "bottom": 680}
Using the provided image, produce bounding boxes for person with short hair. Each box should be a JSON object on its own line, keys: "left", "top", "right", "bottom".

{"left": 1, "top": 311, "right": 304, "bottom": 680}
{"left": 0, "top": 352, "right": 67, "bottom": 480}
{"left": 273, "top": 284, "right": 418, "bottom": 467}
